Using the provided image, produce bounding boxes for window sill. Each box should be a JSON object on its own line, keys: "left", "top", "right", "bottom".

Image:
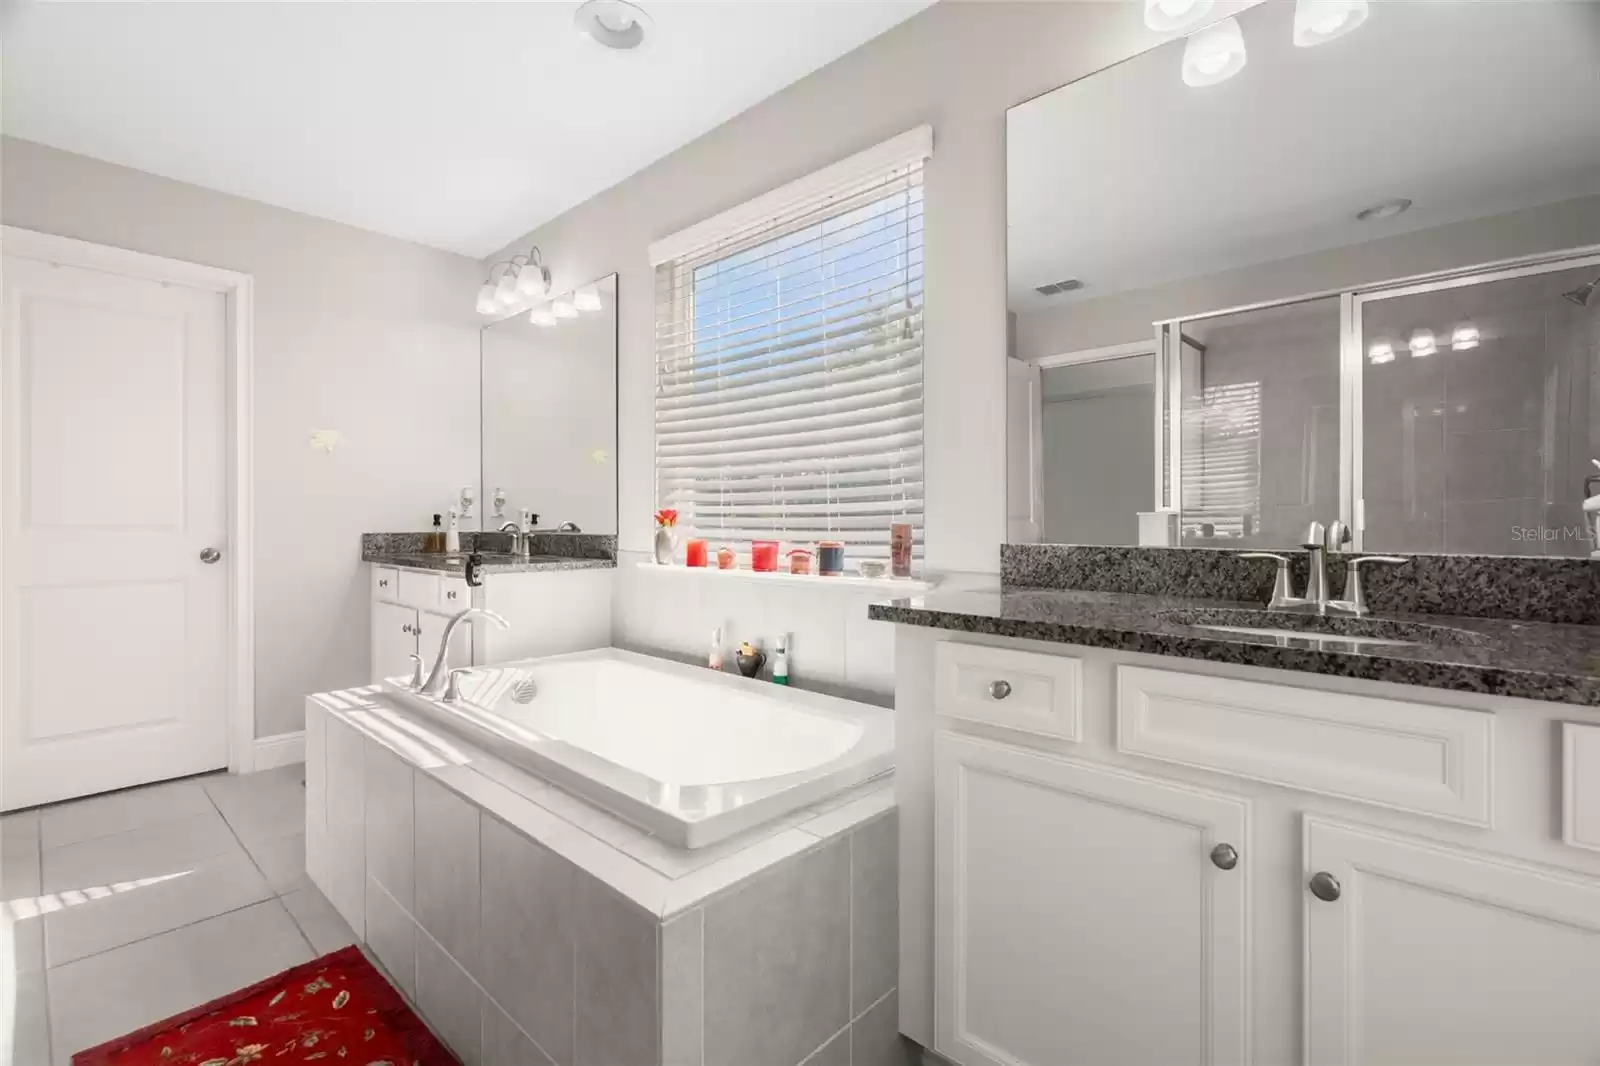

{"left": 633, "top": 561, "right": 934, "bottom": 594}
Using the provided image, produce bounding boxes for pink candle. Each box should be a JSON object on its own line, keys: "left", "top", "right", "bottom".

{"left": 686, "top": 539, "right": 708, "bottom": 567}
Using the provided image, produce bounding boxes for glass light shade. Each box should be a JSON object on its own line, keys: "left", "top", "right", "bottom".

{"left": 1182, "top": 17, "right": 1247, "bottom": 88}
{"left": 1293, "top": 0, "right": 1369, "bottom": 47}
{"left": 1368, "top": 341, "right": 1395, "bottom": 365}
{"left": 1408, "top": 329, "right": 1437, "bottom": 357}
{"left": 574, "top": 285, "right": 602, "bottom": 312}
{"left": 529, "top": 305, "right": 557, "bottom": 327}
{"left": 1451, "top": 323, "right": 1480, "bottom": 351}
{"left": 475, "top": 282, "right": 500, "bottom": 315}
{"left": 1144, "top": 0, "right": 1215, "bottom": 32}
{"left": 516, "top": 264, "right": 550, "bottom": 299}
{"left": 552, "top": 297, "right": 579, "bottom": 319}
{"left": 494, "top": 270, "right": 520, "bottom": 305}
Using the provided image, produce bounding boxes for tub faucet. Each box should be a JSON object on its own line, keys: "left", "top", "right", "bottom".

{"left": 419, "top": 608, "right": 509, "bottom": 696}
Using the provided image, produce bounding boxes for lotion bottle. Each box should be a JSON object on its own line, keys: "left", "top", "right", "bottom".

{"left": 709, "top": 627, "right": 724, "bottom": 671}
{"left": 771, "top": 632, "right": 790, "bottom": 685}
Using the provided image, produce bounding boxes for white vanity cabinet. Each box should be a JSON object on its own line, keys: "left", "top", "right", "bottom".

{"left": 894, "top": 627, "right": 1600, "bottom": 1066}
{"left": 369, "top": 566, "right": 473, "bottom": 682}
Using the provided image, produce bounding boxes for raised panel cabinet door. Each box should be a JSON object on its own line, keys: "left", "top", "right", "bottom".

{"left": 934, "top": 731, "right": 1251, "bottom": 1066}
{"left": 416, "top": 607, "right": 473, "bottom": 677}
{"left": 371, "top": 601, "right": 419, "bottom": 684}
{"left": 1304, "top": 817, "right": 1600, "bottom": 1066}
{"left": 2, "top": 253, "right": 229, "bottom": 809}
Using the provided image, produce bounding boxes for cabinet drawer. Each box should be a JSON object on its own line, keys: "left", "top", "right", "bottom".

{"left": 1563, "top": 723, "right": 1600, "bottom": 852}
{"left": 935, "top": 642, "right": 1082, "bottom": 740}
{"left": 438, "top": 576, "right": 470, "bottom": 612}
{"left": 1116, "top": 665, "right": 1493, "bottom": 826}
{"left": 396, "top": 570, "right": 441, "bottom": 611}
{"left": 371, "top": 566, "right": 399, "bottom": 601}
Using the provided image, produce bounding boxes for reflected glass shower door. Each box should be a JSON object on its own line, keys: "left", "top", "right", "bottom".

{"left": 1357, "top": 258, "right": 1600, "bottom": 557}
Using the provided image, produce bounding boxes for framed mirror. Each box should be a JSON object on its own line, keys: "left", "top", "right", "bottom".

{"left": 480, "top": 272, "right": 618, "bottom": 534}
{"left": 1006, "top": 1, "right": 1600, "bottom": 556}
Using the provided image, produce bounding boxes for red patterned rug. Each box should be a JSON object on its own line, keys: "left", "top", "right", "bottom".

{"left": 72, "top": 945, "right": 459, "bottom": 1065}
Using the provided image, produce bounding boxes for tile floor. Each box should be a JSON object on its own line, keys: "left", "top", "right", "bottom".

{"left": 1, "top": 765, "right": 355, "bottom": 1066}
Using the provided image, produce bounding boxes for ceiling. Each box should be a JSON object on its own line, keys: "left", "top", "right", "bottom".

{"left": 1, "top": 0, "right": 933, "bottom": 258}
{"left": 1007, "top": 0, "right": 1600, "bottom": 310}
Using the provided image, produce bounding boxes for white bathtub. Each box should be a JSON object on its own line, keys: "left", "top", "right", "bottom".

{"left": 379, "top": 647, "right": 893, "bottom": 848}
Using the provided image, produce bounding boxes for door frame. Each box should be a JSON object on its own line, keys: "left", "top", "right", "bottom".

{"left": 1, "top": 225, "right": 257, "bottom": 774}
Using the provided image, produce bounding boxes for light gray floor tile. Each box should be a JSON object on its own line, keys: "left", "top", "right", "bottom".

{"left": 39, "top": 778, "right": 216, "bottom": 851}
{"left": 44, "top": 849, "right": 270, "bottom": 967}
{"left": 47, "top": 900, "right": 311, "bottom": 1065}
{"left": 41, "top": 810, "right": 242, "bottom": 894}
{"left": 203, "top": 764, "right": 307, "bottom": 848}
{"left": 243, "top": 830, "right": 311, "bottom": 896}
{"left": 280, "top": 886, "right": 357, "bottom": 956}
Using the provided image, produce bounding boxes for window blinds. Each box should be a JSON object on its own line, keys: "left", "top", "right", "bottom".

{"left": 653, "top": 130, "right": 929, "bottom": 560}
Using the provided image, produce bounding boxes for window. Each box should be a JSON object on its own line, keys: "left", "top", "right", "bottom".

{"left": 651, "top": 129, "right": 930, "bottom": 562}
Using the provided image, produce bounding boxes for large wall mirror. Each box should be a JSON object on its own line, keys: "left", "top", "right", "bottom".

{"left": 480, "top": 272, "right": 618, "bottom": 534}
{"left": 1006, "top": 1, "right": 1600, "bottom": 556}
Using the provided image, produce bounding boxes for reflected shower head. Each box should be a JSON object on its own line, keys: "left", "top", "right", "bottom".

{"left": 1563, "top": 276, "right": 1600, "bottom": 307}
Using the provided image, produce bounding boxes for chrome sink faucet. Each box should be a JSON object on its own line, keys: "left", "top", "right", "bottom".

{"left": 1240, "top": 520, "right": 1408, "bottom": 616}
{"left": 499, "top": 521, "right": 528, "bottom": 557}
{"left": 418, "top": 607, "right": 509, "bottom": 696}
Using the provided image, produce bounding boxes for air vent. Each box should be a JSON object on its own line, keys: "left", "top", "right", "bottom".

{"left": 1034, "top": 278, "right": 1085, "bottom": 296}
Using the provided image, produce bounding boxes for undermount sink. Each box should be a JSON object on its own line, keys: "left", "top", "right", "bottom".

{"left": 1157, "top": 607, "right": 1489, "bottom": 649}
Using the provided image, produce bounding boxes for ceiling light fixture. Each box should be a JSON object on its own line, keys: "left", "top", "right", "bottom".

{"left": 1368, "top": 341, "right": 1395, "bottom": 365}
{"left": 1451, "top": 323, "right": 1480, "bottom": 351}
{"left": 1182, "top": 17, "right": 1247, "bottom": 88}
{"left": 529, "top": 305, "right": 557, "bottom": 328}
{"left": 476, "top": 246, "right": 552, "bottom": 316}
{"left": 574, "top": 285, "right": 603, "bottom": 312}
{"left": 1293, "top": 0, "right": 1370, "bottom": 47}
{"left": 575, "top": 0, "right": 651, "bottom": 51}
{"left": 1409, "top": 329, "right": 1437, "bottom": 357}
{"left": 1356, "top": 197, "right": 1412, "bottom": 222}
{"left": 1144, "top": 0, "right": 1215, "bottom": 32}
{"left": 552, "top": 297, "right": 579, "bottom": 319}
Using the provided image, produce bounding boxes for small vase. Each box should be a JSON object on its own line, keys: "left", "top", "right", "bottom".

{"left": 654, "top": 526, "right": 678, "bottom": 565}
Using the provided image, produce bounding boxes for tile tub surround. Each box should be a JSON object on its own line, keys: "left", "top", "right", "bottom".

{"left": 1000, "top": 544, "right": 1600, "bottom": 626}
{"left": 867, "top": 586, "right": 1600, "bottom": 706}
{"left": 305, "top": 686, "right": 905, "bottom": 1066}
{"left": 361, "top": 530, "right": 617, "bottom": 574}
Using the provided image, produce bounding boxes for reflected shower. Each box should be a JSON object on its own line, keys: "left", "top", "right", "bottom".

{"left": 1562, "top": 275, "right": 1600, "bottom": 306}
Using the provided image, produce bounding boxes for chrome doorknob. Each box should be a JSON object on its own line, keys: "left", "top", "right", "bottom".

{"left": 1309, "top": 871, "right": 1342, "bottom": 902}
{"left": 199, "top": 547, "right": 222, "bottom": 564}
{"left": 1210, "top": 843, "right": 1239, "bottom": 871}
{"left": 988, "top": 680, "right": 1012, "bottom": 700}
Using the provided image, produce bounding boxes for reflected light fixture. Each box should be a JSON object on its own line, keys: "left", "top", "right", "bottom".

{"left": 1144, "top": 0, "right": 1214, "bottom": 32}
{"left": 1409, "top": 329, "right": 1437, "bottom": 357}
{"left": 1451, "top": 323, "right": 1480, "bottom": 351}
{"left": 574, "top": 285, "right": 603, "bottom": 312}
{"left": 1182, "top": 17, "right": 1247, "bottom": 88}
{"left": 575, "top": 0, "right": 651, "bottom": 51}
{"left": 474, "top": 280, "right": 500, "bottom": 316}
{"left": 1368, "top": 341, "right": 1395, "bottom": 365}
{"left": 529, "top": 304, "right": 557, "bottom": 328}
{"left": 552, "top": 297, "right": 579, "bottom": 319}
{"left": 1293, "top": 0, "right": 1370, "bottom": 47}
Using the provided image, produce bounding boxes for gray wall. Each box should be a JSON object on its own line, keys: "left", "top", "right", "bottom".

{"left": 2, "top": 137, "right": 483, "bottom": 739}
{"left": 1040, "top": 387, "right": 1153, "bottom": 545}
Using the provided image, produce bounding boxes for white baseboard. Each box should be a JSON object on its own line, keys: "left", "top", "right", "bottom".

{"left": 252, "top": 730, "right": 306, "bottom": 771}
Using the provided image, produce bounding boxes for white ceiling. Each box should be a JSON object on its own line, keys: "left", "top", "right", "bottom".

{"left": 1007, "top": 0, "right": 1600, "bottom": 310}
{"left": 1, "top": 0, "right": 934, "bottom": 258}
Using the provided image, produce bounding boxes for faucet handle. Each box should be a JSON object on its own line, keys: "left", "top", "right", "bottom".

{"left": 443, "top": 668, "right": 471, "bottom": 703}
{"left": 1340, "top": 555, "right": 1410, "bottom": 616}
{"left": 1239, "top": 552, "right": 1296, "bottom": 608}
{"left": 407, "top": 653, "right": 425, "bottom": 690}
{"left": 1348, "top": 554, "right": 1409, "bottom": 572}
{"left": 1325, "top": 520, "right": 1351, "bottom": 553}
{"left": 1301, "top": 521, "right": 1326, "bottom": 551}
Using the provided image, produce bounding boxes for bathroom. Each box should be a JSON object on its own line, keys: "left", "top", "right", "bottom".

{"left": 2, "top": 0, "right": 1599, "bottom": 1064}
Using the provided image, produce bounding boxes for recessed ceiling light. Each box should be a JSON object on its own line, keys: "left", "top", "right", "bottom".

{"left": 1356, "top": 197, "right": 1412, "bottom": 222}
{"left": 1144, "top": 0, "right": 1215, "bottom": 32}
{"left": 575, "top": 0, "right": 651, "bottom": 51}
{"left": 1293, "top": 0, "right": 1370, "bottom": 47}
{"left": 1409, "top": 329, "right": 1437, "bottom": 357}
{"left": 1182, "top": 17, "right": 1247, "bottom": 88}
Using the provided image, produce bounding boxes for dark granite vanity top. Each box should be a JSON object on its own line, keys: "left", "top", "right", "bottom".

{"left": 363, "top": 550, "right": 615, "bottom": 575}
{"left": 869, "top": 585, "right": 1600, "bottom": 707}
{"left": 361, "top": 531, "right": 617, "bottom": 575}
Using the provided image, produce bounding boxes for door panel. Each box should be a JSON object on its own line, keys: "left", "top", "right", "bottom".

{"left": 371, "top": 601, "right": 419, "bottom": 684}
{"left": 3, "top": 253, "right": 229, "bottom": 809}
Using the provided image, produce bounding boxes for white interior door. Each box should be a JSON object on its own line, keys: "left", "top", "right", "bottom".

{"left": 3, "top": 251, "right": 230, "bottom": 810}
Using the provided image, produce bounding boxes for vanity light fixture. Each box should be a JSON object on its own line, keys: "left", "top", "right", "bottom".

{"left": 476, "top": 246, "right": 552, "bottom": 316}
{"left": 1450, "top": 323, "right": 1480, "bottom": 351}
{"left": 552, "top": 297, "right": 579, "bottom": 319}
{"left": 1144, "top": 0, "right": 1214, "bottom": 32}
{"left": 529, "top": 304, "right": 557, "bottom": 328}
{"left": 1367, "top": 340, "right": 1395, "bottom": 364}
{"left": 575, "top": 0, "right": 651, "bottom": 51}
{"left": 1408, "top": 329, "right": 1437, "bottom": 357}
{"left": 515, "top": 250, "right": 552, "bottom": 300}
{"left": 1293, "top": 0, "right": 1369, "bottom": 47}
{"left": 1182, "top": 17, "right": 1247, "bottom": 88}
{"left": 574, "top": 284, "right": 603, "bottom": 312}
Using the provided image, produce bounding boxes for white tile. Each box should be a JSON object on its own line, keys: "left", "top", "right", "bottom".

{"left": 775, "top": 586, "right": 849, "bottom": 689}
{"left": 7, "top": 969, "right": 51, "bottom": 1066}
{"left": 414, "top": 773, "right": 481, "bottom": 977}
{"left": 660, "top": 909, "right": 704, "bottom": 1066}
{"left": 662, "top": 829, "right": 819, "bottom": 918}
{"left": 364, "top": 741, "right": 415, "bottom": 911}
{"left": 281, "top": 886, "right": 357, "bottom": 956}
{"left": 47, "top": 900, "right": 311, "bottom": 1063}
{"left": 365, "top": 875, "right": 417, "bottom": 1002}
{"left": 4, "top": 904, "right": 46, "bottom": 981}
{"left": 244, "top": 831, "right": 310, "bottom": 896}
{"left": 531, "top": 786, "right": 653, "bottom": 850}
{"left": 622, "top": 813, "right": 807, "bottom": 880}
{"left": 39, "top": 777, "right": 216, "bottom": 850}
{"left": 482, "top": 996, "right": 556, "bottom": 1066}
{"left": 44, "top": 849, "right": 271, "bottom": 967}
{"left": 844, "top": 592, "right": 899, "bottom": 698}
{"left": 203, "top": 764, "right": 307, "bottom": 848}
{"left": 304, "top": 703, "right": 327, "bottom": 835}
{"left": 41, "top": 810, "right": 241, "bottom": 894}
{"left": 324, "top": 716, "right": 366, "bottom": 934}
{"left": 1, "top": 810, "right": 41, "bottom": 899}
{"left": 798, "top": 786, "right": 895, "bottom": 840}
{"left": 417, "top": 927, "right": 485, "bottom": 1065}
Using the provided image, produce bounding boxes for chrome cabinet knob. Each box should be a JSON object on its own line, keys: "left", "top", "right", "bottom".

{"left": 1309, "top": 871, "right": 1342, "bottom": 902}
{"left": 199, "top": 547, "right": 222, "bottom": 564}
{"left": 379, "top": 578, "right": 390, "bottom": 588}
{"left": 988, "top": 680, "right": 1012, "bottom": 701}
{"left": 1210, "top": 843, "right": 1239, "bottom": 871}
{"left": 402, "top": 623, "right": 413, "bottom": 635}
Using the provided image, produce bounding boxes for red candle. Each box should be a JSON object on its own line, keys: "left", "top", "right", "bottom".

{"left": 686, "top": 539, "right": 708, "bottom": 567}
{"left": 752, "top": 540, "right": 779, "bottom": 572}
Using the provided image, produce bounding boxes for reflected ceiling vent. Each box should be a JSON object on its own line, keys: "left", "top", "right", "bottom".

{"left": 1034, "top": 278, "right": 1085, "bottom": 297}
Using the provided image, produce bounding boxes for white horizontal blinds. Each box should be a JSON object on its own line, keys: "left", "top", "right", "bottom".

{"left": 1181, "top": 380, "right": 1262, "bottom": 537}
{"left": 654, "top": 149, "right": 925, "bottom": 560}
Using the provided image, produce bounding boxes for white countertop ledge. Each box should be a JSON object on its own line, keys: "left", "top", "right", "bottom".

{"left": 633, "top": 560, "right": 934, "bottom": 594}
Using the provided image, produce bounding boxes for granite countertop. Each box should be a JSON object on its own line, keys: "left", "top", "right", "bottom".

{"left": 363, "top": 550, "right": 615, "bottom": 575}
{"left": 868, "top": 585, "right": 1600, "bottom": 706}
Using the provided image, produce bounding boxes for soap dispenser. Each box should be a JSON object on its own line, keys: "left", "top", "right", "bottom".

{"left": 445, "top": 508, "right": 461, "bottom": 553}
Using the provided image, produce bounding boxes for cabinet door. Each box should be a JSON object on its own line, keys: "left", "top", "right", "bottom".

{"left": 371, "top": 600, "right": 418, "bottom": 683}
{"left": 934, "top": 731, "right": 1250, "bottom": 1066}
{"left": 1305, "top": 817, "right": 1600, "bottom": 1066}
{"left": 417, "top": 607, "right": 474, "bottom": 676}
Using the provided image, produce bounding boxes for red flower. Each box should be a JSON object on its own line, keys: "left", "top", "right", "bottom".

{"left": 654, "top": 509, "right": 679, "bottom": 528}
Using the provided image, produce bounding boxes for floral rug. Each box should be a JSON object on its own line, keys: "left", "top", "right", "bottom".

{"left": 72, "top": 945, "right": 459, "bottom": 1065}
